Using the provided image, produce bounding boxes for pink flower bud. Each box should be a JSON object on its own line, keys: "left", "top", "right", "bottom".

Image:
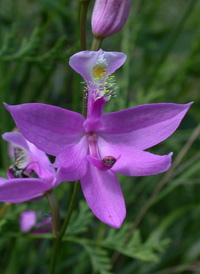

{"left": 92, "top": 0, "right": 131, "bottom": 38}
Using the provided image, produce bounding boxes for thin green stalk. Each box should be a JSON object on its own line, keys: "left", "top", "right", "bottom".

{"left": 57, "top": 181, "right": 80, "bottom": 241}
{"left": 80, "top": 0, "right": 91, "bottom": 50}
{"left": 0, "top": 203, "right": 10, "bottom": 218}
{"left": 91, "top": 36, "right": 103, "bottom": 51}
{"left": 49, "top": 181, "right": 80, "bottom": 274}
{"left": 72, "top": 1, "right": 82, "bottom": 112}
{"left": 46, "top": 191, "right": 60, "bottom": 238}
{"left": 145, "top": 0, "right": 198, "bottom": 92}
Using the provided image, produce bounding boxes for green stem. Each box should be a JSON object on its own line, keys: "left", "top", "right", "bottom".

{"left": 58, "top": 181, "right": 80, "bottom": 240}
{"left": 91, "top": 36, "right": 103, "bottom": 51}
{"left": 80, "top": 0, "right": 91, "bottom": 51}
{"left": 49, "top": 181, "right": 80, "bottom": 274}
{"left": 46, "top": 191, "right": 60, "bottom": 238}
{"left": 72, "top": 2, "right": 82, "bottom": 112}
{"left": 0, "top": 203, "right": 10, "bottom": 219}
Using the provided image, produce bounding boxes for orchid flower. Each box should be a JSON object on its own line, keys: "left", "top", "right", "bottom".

{"left": 20, "top": 210, "right": 52, "bottom": 233}
{"left": 0, "top": 132, "right": 57, "bottom": 203}
{"left": 4, "top": 49, "right": 191, "bottom": 228}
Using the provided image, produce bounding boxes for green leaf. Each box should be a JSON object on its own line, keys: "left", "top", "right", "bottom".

{"left": 104, "top": 225, "right": 169, "bottom": 262}
{"left": 0, "top": 25, "right": 17, "bottom": 56}
{"left": 84, "top": 245, "right": 113, "bottom": 274}
{"left": 66, "top": 201, "right": 93, "bottom": 235}
{"left": 13, "top": 28, "right": 41, "bottom": 58}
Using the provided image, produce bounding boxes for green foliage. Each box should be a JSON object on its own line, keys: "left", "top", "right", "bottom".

{"left": 0, "top": 26, "right": 69, "bottom": 63}
{"left": 66, "top": 201, "right": 93, "bottom": 235}
{"left": 84, "top": 245, "right": 113, "bottom": 274}
{"left": 104, "top": 225, "right": 170, "bottom": 262}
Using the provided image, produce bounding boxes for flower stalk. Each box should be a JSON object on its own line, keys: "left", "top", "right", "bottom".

{"left": 49, "top": 181, "right": 80, "bottom": 274}
{"left": 0, "top": 203, "right": 10, "bottom": 219}
{"left": 46, "top": 191, "right": 60, "bottom": 238}
{"left": 91, "top": 36, "right": 103, "bottom": 51}
{"left": 80, "top": 0, "right": 91, "bottom": 50}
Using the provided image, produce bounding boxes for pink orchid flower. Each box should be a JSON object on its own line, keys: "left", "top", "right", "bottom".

{"left": 4, "top": 49, "right": 191, "bottom": 228}
{"left": 19, "top": 210, "right": 52, "bottom": 233}
{"left": 92, "top": 0, "right": 131, "bottom": 38}
{"left": 0, "top": 132, "right": 57, "bottom": 203}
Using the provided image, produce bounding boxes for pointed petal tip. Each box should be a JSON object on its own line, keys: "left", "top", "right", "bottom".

{"left": 185, "top": 101, "right": 193, "bottom": 109}
{"left": 106, "top": 212, "right": 126, "bottom": 229}
{"left": 1, "top": 132, "right": 7, "bottom": 140}
{"left": 165, "top": 152, "right": 173, "bottom": 171}
{"left": 3, "top": 102, "right": 9, "bottom": 110}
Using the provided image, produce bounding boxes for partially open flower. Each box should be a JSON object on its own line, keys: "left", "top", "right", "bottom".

{"left": 19, "top": 210, "right": 52, "bottom": 233}
{"left": 0, "top": 132, "right": 58, "bottom": 203}
{"left": 92, "top": 0, "right": 131, "bottom": 38}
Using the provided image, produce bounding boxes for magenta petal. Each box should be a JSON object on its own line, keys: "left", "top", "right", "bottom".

{"left": 0, "top": 178, "right": 50, "bottom": 203}
{"left": 100, "top": 103, "right": 192, "bottom": 150}
{"left": 3, "top": 132, "right": 31, "bottom": 168}
{"left": 4, "top": 103, "right": 85, "bottom": 156}
{"left": 2, "top": 132, "right": 29, "bottom": 152}
{"left": 81, "top": 164, "right": 126, "bottom": 228}
{"left": 69, "top": 49, "right": 126, "bottom": 82}
{"left": 55, "top": 136, "right": 88, "bottom": 183}
{"left": 27, "top": 141, "right": 55, "bottom": 181}
{"left": 19, "top": 210, "right": 37, "bottom": 232}
{"left": 92, "top": 0, "right": 131, "bottom": 37}
{"left": 0, "top": 177, "right": 7, "bottom": 184}
{"left": 98, "top": 137, "right": 172, "bottom": 176}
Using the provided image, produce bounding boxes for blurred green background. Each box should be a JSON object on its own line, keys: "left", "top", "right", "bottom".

{"left": 0, "top": 0, "right": 200, "bottom": 273}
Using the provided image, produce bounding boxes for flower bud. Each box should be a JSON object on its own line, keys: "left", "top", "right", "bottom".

{"left": 92, "top": 0, "right": 131, "bottom": 38}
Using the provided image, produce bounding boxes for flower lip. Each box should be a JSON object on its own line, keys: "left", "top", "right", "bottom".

{"left": 87, "top": 155, "right": 120, "bottom": 171}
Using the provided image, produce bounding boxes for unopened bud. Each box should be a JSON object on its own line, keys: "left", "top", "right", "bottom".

{"left": 92, "top": 0, "right": 131, "bottom": 38}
